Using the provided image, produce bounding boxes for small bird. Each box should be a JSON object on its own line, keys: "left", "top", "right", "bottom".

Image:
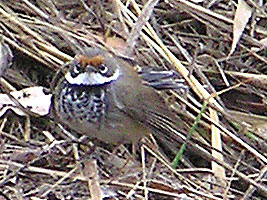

{"left": 52, "top": 48, "right": 185, "bottom": 144}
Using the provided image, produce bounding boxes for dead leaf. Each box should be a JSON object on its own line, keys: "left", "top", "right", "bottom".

{"left": 229, "top": 0, "right": 252, "bottom": 57}
{"left": 259, "top": 38, "right": 267, "bottom": 48}
{"left": 0, "top": 42, "right": 13, "bottom": 77}
{"left": 105, "top": 37, "right": 127, "bottom": 54}
{"left": 0, "top": 86, "right": 52, "bottom": 117}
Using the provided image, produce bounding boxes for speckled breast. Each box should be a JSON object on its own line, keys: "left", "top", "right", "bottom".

{"left": 54, "top": 79, "right": 107, "bottom": 125}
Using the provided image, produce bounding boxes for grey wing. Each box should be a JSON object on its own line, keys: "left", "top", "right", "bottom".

{"left": 138, "top": 68, "right": 187, "bottom": 90}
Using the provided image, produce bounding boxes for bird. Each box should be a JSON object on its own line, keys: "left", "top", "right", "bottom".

{"left": 52, "top": 48, "right": 186, "bottom": 144}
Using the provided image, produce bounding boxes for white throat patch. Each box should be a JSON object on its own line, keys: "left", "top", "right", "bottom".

{"left": 65, "top": 68, "right": 121, "bottom": 85}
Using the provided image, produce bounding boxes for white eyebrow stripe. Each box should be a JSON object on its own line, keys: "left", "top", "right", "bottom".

{"left": 65, "top": 68, "right": 121, "bottom": 85}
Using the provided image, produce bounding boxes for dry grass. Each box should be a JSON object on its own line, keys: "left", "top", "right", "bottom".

{"left": 0, "top": 0, "right": 266, "bottom": 199}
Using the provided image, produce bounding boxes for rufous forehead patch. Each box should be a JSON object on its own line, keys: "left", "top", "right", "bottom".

{"left": 75, "top": 55, "right": 105, "bottom": 67}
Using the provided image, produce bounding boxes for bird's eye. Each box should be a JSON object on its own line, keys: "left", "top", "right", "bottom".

{"left": 73, "top": 64, "right": 81, "bottom": 74}
{"left": 98, "top": 64, "right": 109, "bottom": 75}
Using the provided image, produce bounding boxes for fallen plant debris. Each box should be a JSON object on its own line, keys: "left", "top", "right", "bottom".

{"left": 0, "top": 0, "right": 266, "bottom": 199}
